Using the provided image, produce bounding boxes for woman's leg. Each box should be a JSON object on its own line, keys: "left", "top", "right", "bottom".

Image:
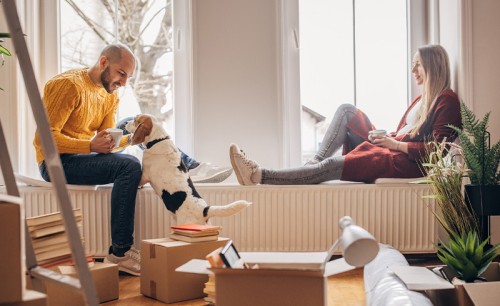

{"left": 261, "top": 156, "right": 345, "bottom": 185}
{"left": 312, "top": 103, "right": 359, "bottom": 162}
{"left": 230, "top": 143, "right": 345, "bottom": 185}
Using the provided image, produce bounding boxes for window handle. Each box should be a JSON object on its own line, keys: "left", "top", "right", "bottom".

{"left": 177, "top": 29, "right": 182, "bottom": 50}
{"left": 293, "top": 28, "right": 299, "bottom": 49}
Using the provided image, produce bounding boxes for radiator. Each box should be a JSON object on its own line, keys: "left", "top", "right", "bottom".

{"left": 15, "top": 183, "right": 438, "bottom": 257}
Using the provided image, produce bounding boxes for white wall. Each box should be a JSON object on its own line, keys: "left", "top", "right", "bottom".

{"left": 471, "top": 0, "right": 500, "bottom": 143}
{"left": 192, "top": 0, "right": 283, "bottom": 172}
{"left": 191, "top": 0, "right": 500, "bottom": 172}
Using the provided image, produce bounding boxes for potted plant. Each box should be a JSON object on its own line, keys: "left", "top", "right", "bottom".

{"left": 436, "top": 230, "right": 500, "bottom": 283}
{"left": 421, "top": 141, "right": 477, "bottom": 236}
{"left": 449, "top": 102, "right": 500, "bottom": 242}
{"left": 0, "top": 32, "right": 11, "bottom": 91}
{"left": 422, "top": 140, "right": 500, "bottom": 283}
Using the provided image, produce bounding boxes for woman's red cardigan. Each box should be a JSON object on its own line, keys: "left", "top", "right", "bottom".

{"left": 341, "top": 89, "right": 462, "bottom": 183}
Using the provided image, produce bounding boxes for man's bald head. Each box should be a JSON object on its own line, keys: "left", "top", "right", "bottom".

{"left": 99, "top": 43, "right": 136, "bottom": 65}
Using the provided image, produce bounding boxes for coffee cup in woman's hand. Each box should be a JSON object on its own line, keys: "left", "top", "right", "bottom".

{"left": 369, "top": 129, "right": 387, "bottom": 142}
{"left": 370, "top": 129, "right": 387, "bottom": 136}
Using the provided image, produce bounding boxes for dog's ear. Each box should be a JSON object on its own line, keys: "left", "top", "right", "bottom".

{"left": 131, "top": 116, "right": 153, "bottom": 145}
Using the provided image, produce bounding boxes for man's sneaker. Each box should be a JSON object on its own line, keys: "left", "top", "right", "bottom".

{"left": 229, "top": 143, "right": 259, "bottom": 185}
{"left": 104, "top": 247, "right": 141, "bottom": 276}
{"left": 189, "top": 162, "right": 233, "bottom": 183}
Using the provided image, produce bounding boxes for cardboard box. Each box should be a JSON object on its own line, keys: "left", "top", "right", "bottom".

{"left": 393, "top": 263, "right": 500, "bottom": 306}
{"left": 0, "top": 195, "right": 25, "bottom": 303}
{"left": 176, "top": 252, "right": 357, "bottom": 306}
{"left": 140, "top": 237, "right": 229, "bottom": 303}
{"left": 213, "top": 268, "right": 326, "bottom": 306}
{"left": 426, "top": 264, "right": 500, "bottom": 306}
{"left": 44, "top": 262, "right": 119, "bottom": 306}
{"left": 3, "top": 289, "right": 47, "bottom": 306}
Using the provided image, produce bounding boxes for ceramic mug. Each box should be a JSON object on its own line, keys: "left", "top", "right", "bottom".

{"left": 107, "top": 128, "right": 123, "bottom": 148}
{"left": 370, "top": 129, "right": 387, "bottom": 137}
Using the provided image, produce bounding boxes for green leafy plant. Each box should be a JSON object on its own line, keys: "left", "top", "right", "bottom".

{"left": 449, "top": 102, "right": 500, "bottom": 185}
{"left": 436, "top": 231, "right": 500, "bottom": 282}
{"left": 0, "top": 32, "right": 12, "bottom": 91}
{"left": 420, "top": 141, "right": 477, "bottom": 236}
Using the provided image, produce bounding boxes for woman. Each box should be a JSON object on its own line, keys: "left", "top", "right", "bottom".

{"left": 230, "top": 44, "right": 461, "bottom": 185}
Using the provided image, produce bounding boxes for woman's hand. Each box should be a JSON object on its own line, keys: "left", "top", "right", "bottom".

{"left": 370, "top": 134, "right": 402, "bottom": 151}
{"left": 90, "top": 130, "right": 115, "bottom": 153}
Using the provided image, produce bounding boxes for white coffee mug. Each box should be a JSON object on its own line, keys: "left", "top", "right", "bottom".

{"left": 370, "top": 129, "right": 387, "bottom": 136}
{"left": 107, "top": 128, "right": 123, "bottom": 148}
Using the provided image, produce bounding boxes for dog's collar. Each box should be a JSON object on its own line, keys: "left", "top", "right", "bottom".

{"left": 145, "top": 136, "right": 170, "bottom": 149}
{"left": 203, "top": 206, "right": 210, "bottom": 218}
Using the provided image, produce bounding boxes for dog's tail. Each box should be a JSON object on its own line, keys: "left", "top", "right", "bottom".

{"left": 207, "top": 200, "right": 251, "bottom": 218}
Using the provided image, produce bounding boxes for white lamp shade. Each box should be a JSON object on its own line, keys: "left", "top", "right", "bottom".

{"left": 339, "top": 216, "right": 379, "bottom": 267}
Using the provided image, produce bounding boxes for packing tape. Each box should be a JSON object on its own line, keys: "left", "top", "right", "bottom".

{"left": 150, "top": 280, "right": 157, "bottom": 299}
{"left": 149, "top": 243, "right": 156, "bottom": 259}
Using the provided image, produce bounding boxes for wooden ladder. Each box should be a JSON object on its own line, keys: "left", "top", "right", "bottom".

{"left": 0, "top": 1, "right": 98, "bottom": 305}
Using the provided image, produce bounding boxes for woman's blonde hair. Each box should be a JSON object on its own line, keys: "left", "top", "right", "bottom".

{"left": 409, "top": 44, "right": 451, "bottom": 138}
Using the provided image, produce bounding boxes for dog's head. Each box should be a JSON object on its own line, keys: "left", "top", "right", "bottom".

{"left": 126, "top": 114, "right": 167, "bottom": 145}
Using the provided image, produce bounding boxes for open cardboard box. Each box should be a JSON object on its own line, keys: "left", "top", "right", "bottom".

{"left": 43, "top": 262, "right": 119, "bottom": 306}
{"left": 176, "top": 251, "right": 356, "bottom": 306}
{"left": 392, "top": 263, "right": 500, "bottom": 306}
{"left": 141, "top": 237, "right": 229, "bottom": 304}
{"left": 4, "top": 290, "right": 47, "bottom": 306}
{"left": 0, "top": 194, "right": 25, "bottom": 304}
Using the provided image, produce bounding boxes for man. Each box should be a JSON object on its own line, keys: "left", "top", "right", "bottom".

{"left": 34, "top": 43, "right": 141, "bottom": 275}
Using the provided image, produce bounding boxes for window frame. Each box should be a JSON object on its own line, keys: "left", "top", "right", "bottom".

{"left": 280, "top": 0, "right": 427, "bottom": 167}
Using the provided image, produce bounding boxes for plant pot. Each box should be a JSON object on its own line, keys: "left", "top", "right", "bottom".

{"left": 464, "top": 184, "right": 500, "bottom": 243}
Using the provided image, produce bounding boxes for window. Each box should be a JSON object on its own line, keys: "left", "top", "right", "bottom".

{"left": 297, "top": 0, "right": 413, "bottom": 164}
{"left": 59, "top": 0, "right": 175, "bottom": 132}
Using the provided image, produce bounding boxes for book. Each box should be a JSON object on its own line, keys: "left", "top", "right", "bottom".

{"left": 38, "top": 254, "right": 73, "bottom": 267}
{"left": 32, "top": 232, "right": 68, "bottom": 249}
{"left": 171, "top": 229, "right": 220, "bottom": 238}
{"left": 170, "top": 233, "right": 218, "bottom": 243}
{"left": 30, "top": 223, "right": 83, "bottom": 239}
{"left": 41, "top": 254, "right": 95, "bottom": 269}
{"left": 389, "top": 265, "right": 454, "bottom": 290}
{"left": 36, "top": 245, "right": 72, "bottom": 262}
{"left": 26, "top": 209, "right": 83, "bottom": 227}
{"left": 171, "top": 224, "right": 222, "bottom": 232}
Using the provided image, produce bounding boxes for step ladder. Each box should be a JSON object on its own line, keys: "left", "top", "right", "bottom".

{"left": 0, "top": 1, "right": 99, "bottom": 305}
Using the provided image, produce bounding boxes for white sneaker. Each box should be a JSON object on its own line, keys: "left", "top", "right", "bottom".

{"left": 229, "top": 143, "right": 259, "bottom": 185}
{"left": 189, "top": 162, "right": 233, "bottom": 183}
{"left": 104, "top": 247, "right": 141, "bottom": 276}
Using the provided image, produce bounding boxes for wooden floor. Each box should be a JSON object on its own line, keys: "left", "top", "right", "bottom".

{"left": 102, "top": 268, "right": 366, "bottom": 306}
{"left": 102, "top": 254, "right": 443, "bottom": 306}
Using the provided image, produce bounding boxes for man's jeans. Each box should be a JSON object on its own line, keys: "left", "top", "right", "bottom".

{"left": 116, "top": 117, "right": 200, "bottom": 169}
{"left": 39, "top": 153, "right": 142, "bottom": 252}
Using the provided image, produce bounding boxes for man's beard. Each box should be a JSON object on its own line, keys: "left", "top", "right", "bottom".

{"left": 101, "top": 66, "right": 117, "bottom": 93}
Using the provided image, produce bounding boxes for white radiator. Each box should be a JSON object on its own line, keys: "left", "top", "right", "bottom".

{"left": 14, "top": 182, "right": 438, "bottom": 257}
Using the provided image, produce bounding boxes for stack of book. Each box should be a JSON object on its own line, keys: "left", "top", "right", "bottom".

{"left": 26, "top": 209, "right": 88, "bottom": 267}
{"left": 169, "top": 224, "right": 222, "bottom": 243}
{"left": 203, "top": 273, "right": 216, "bottom": 305}
{"left": 203, "top": 246, "right": 224, "bottom": 305}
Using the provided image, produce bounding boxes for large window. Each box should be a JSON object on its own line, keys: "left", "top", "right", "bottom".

{"left": 298, "top": 0, "right": 408, "bottom": 163}
{"left": 59, "top": 0, "right": 175, "bottom": 133}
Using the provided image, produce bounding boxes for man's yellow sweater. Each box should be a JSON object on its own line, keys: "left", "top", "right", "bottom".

{"left": 34, "top": 68, "right": 129, "bottom": 165}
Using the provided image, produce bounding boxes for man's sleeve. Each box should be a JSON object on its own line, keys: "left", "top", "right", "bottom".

{"left": 43, "top": 80, "right": 91, "bottom": 153}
